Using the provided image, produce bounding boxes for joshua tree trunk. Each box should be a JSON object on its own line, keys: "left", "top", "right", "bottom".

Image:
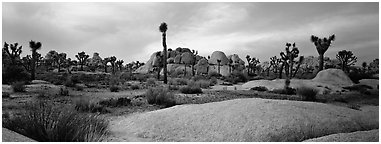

{"left": 279, "top": 63, "right": 284, "bottom": 79}
{"left": 162, "top": 32, "right": 168, "bottom": 84}
{"left": 319, "top": 54, "right": 324, "bottom": 72}
{"left": 218, "top": 64, "right": 221, "bottom": 75}
{"left": 31, "top": 53, "right": 36, "bottom": 80}
{"left": 184, "top": 64, "right": 187, "bottom": 77}
{"left": 104, "top": 65, "right": 107, "bottom": 73}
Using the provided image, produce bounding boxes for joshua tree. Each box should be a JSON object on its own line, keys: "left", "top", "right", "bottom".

{"left": 21, "top": 55, "right": 32, "bottom": 72}
{"left": 154, "top": 52, "right": 163, "bottom": 79}
{"left": 109, "top": 56, "right": 117, "bottom": 74}
{"left": 246, "top": 55, "right": 251, "bottom": 74}
{"left": 270, "top": 56, "right": 281, "bottom": 74}
{"left": 56, "top": 53, "right": 67, "bottom": 72}
{"left": 228, "top": 59, "right": 233, "bottom": 74}
{"left": 3, "top": 42, "right": 23, "bottom": 65}
{"left": 75, "top": 51, "right": 89, "bottom": 71}
{"left": 336, "top": 50, "right": 357, "bottom": 73}
{"left": 362, "top": 62, "right": 368, "bottom": 73}
{"left": 102, "top": 57, "right": 111, "bottom": 73}
{"left": 292, "top": 56, "right": 304, "bottom": 78}
{"left": 191, "top": 50, "right": 199, "bottom": 76}
{"left": 64, "top": 58, "right": 74, "bottom": 74}
{"left": 217, "top": 59, "right": 221, "bottom": 75}
{"left": 159, "top": 22, "right": 168, "bottom": 84}
{"left": 279, "top": 43, "right": 301, "bottom": 79}
{"left": 116, "top": 59, "right": 124, "bottom": 71}
{"left": 246, "top": 55, "right": 260, "bottom": 75}
{"left": 310, "top": 34, "right": 335, "bottom": 72}
{"left": 29, "top": 40, "right": 42, "bottom": 80}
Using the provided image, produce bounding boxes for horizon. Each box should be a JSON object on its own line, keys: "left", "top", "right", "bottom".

{"left": 2, "top": 2, "right": 379, "bottom": 65}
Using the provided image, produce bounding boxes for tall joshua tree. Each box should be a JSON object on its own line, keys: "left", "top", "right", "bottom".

{"left": 116, "top": 59, "right": 124, "bottom": 71}
{"left": 159, "top": 22, "right": 168, "bottom": 84}
{"left": 310, "top": 34, "right": 335, "bottom": 72}
{"left": 279, "top": 43, "right": 300, "bottom": 79}
{"left": 3, "top": 42, "right": 23, "bottom": 65}
{"left": 29, "top": 40, "right": 42, "bottom": 80}
{"left": 103, "top": 57, "right": 111, "bottom": 73}
{"left": 75, "top": 51, "right": 89, "bottom": 71}
{"left": 336, "top": 50, "right": 357, "bottom": 73}
{"left": 109, "top": 56, "right": 117, "bottom": 74}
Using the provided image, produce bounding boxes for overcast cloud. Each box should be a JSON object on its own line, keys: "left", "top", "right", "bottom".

{"left": 2, "top": 2, "right": 379, "bottom": 65}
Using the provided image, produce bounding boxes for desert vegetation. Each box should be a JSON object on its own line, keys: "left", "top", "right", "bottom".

{"left": 2, "top": 18, "right": 378, "bottom": 143}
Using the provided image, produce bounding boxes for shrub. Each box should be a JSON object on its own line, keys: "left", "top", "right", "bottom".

{"left": 210, "top": 77, "right": 218, "bottom": 86}
{"left": 130, "top": 84, "right": 140, "bottom": 90}
{"left": 168, "top": 85, "right": 179, "bottom": 91}
{"left": 2, "top": 65, "right": 30, "bottom": 84}
{"left": 251, "top": 86, "right": 268, "bottom": 92}
{"left": 12, "top": 81, "right": 26, "bottom": 92}
{"left": 145, "top": 87, "right": 176, "bottom": 108}
{"left": 192, "top": 75, "right": 208, "bottom": 81}
{"left": 98, "top": 97, "right": 131, "bottom": 107}
{"left": 271, "top": 87, "right": 296, "bottom": 95}
{"left": 2, "top": 101, "right": 109, "bottom": 142}
{"left": 74, "top": 97, "right": 109, "bottom": 113}
{"left": 146, "top": 78, "right": 156, "bottom": 86}
{"left": 59, "top": 87, "right": 69, "bottom": 96}
{"left": 179, "top": 86, "right": 203, "bottom": 94}
{"left": 224, "top": 72, "right": 248, "bottom": 84}
{"left": 194, "top": 80, "right": 211, "bottom": 89}
{"left": 109, "top": 85, "right": 119, "bottom": 92}
{"left": 2, "top": 92, "right": 10, "bottom": 98}
{"left": 208, "top": 71, "right": 221, "bottom": 78}
{"left": 297, "top": 86, "right": 318, "bottom": 101}
{"left": 75, "top": 85, "right": 84, "bottom": 91}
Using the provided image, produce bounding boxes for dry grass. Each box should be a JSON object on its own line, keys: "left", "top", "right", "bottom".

{"left": 109, "top": 98, "right": 378, "bottom": 142}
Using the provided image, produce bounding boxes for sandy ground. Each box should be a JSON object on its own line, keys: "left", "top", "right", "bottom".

{"left": 108, "top": 98, "right": 378, "bottom": 142}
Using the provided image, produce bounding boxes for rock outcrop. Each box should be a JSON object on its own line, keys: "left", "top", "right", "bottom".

{"left": 312, "top": 68, "right": 353, "bottom": 87}
{"left": 208, "top": 51, "right": 229, "bottom": 65}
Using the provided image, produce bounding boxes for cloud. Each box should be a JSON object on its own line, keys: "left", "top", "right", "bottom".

{"left": 2, "top": 2, "right": 378, "bottom": 65}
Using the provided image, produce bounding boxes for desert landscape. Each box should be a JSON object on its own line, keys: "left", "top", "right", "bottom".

{"left": 2, "top": 2, "right": 379, "bottom": 142}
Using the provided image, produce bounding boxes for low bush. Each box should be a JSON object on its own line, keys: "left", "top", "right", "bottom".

{"left": 98, "top": 97, "right": 131, "bottom": 107}
{"left": 12, "top": 81, "right": 26, "bottom": 92}
{"left": 2, "top": 92, "right": 10, "bottom": 98}
{"left": 208, "top": 71, "right": 221, "bottom": 78}
{"left": 179, "top": 85, "right": 203, "bottom": 94}
{"left": 271, "top": 87, "right": 296, "bottom": 95}
{"left": 74, "top": 97, "right": 109, "bottom": 113}
{"left": 250, "top": 86, "right": 268, "bottom": 92}
{"left": 224, "top": 72, "right": 248, "bottom": 84}
{"left": 146, "top": 78, "right": 156, "bottom": 86}
{"left": 109, "top": 85, "right": 119, "bottom": 92}
{"left": 2, "top": 65, "right": 30, "bottom": 84}
{"left": 168, "top": 85, "right": 179, "bottom": 91}
{"left": 2, "top": 101, "right": 109, "bottom": 142}
{"left": 130, "top": 84, "right": 140, "bottom": 90}
{"left": 75, "top": 85, "right": 84, "bottom": 91}
{"left": 296, "top": 86, "right": 318, "bottom": 101}
{"left": 169, "top": 78, "right": 189, "bottom": 86}
{"left": 210, "top": 77, "right": 218, "bottom": 86}
{"left": 59, "top": 87, "right": 69, "bottom": 96}
{"left": 194, "top": 80, "right": 211, "bottom": 89}
{"left": 145, "top": 87, "right": 176, "bottom": 108}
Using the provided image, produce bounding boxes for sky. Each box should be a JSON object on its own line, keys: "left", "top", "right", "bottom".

{"left": 2, "top": 2, "right": 379, "bottom": 65}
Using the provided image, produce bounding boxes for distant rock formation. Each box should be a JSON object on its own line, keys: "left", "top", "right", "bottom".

{"left": 135, "top": 49, "right": 246, "bottom": 76}
{"left": 208, "top": 51, "right": 229, "bottom": 65}
{"left": 88, "top": 52, "right": 103, "bottom": 67}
